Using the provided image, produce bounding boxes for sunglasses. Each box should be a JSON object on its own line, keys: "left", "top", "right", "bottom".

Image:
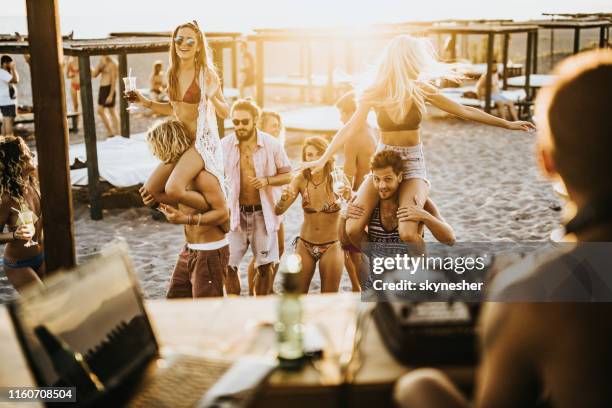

{"left": 174, "top": 36, "right": 196, "bottom": 47}
{"left": 232, "top": 119, "right": 251, "bottom": 126}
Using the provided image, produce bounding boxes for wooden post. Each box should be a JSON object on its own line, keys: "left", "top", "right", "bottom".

{"left": 533, "top": 29, "right": 539, "bottom": 74}
{"left": 450, "top": 33, "right": 457, "bottom": 61}
{"left": 231, "top": 40, "right": 238, "bottom": 88}
{"left": 502, "top": 33, "right": 509, "bottom": 90}
{"left": 306, "top": 41, "right": 313, "bottom": 103}
{"left": 118, "top": 53, "right": 130, "bottom": 138}
{"left": 573, "top": 27, "right": 581, "bottom": 54}
{"left": 484, "top": 33, "right": 494, "bottom": 113}
{"left": 255, "top": 37, "right": 264, "bottom": 108}
{"left": 599, "top": 26, "right": 606, "bottom": 48}
{"left": 25, "top": 0, "right": 76, "bottom": 271}
{"left": 550, "top": 28, "right": 555, "bottom": 70}
{"left": 325, "top": 41, "right": 334, "bottom": 104}
{"left": 345, "top": 40, "right": 354, "bottom": 74}
{"left": 212, "top": 43, "right": 225, "bottom": 137}
{"left": 525, "top": 31, "right": 533, "bottom": 101}
{"left": 78, "top": 55, "right": 103, "bottom": 220}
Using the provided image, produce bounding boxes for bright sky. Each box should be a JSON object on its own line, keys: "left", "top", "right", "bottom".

{"left": 4, "top": 0, "right": 612, "bottom": 37}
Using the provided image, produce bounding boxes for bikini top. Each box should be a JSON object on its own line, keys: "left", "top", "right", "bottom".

{"left": 302, "top": 179, "right": 341, "bottom": 214}
{"left": 375, "top": 103, "right": 422, "bottom": 131}
{"left": 173, "top": 76, "right": 201, "bottom": 104}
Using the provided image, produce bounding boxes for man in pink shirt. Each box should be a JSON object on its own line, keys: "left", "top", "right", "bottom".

{"left": 222, "top": 99, "right": 292, "bottom": 296}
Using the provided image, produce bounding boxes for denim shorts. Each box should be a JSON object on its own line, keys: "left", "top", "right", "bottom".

{"left": 227, "top": 210, "right": 279, "bottom": 268}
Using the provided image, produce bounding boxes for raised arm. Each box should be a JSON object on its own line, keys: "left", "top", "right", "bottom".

{"left": 206, "top": 70, "right": 230, "bottom": 119}
{"left": 275, "top": 175, "right": 301, "bottom": 215}
{"left": 304, "top": 101, "right": 371, "bottom": 172}
{"left": 425, "top": 84, "right": 534, "bottom": 132}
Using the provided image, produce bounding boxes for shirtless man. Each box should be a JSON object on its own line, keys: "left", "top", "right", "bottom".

{"left": 394, "top": 50, "right": 612, "bottom": 408}
{"left": 335, "top": 91, "right": 378, "bottom": 291}
{"left": 335, "top": 91, "right": 377, "bottom": 191}
{"left": 141, "top": 119, "right": 230, "bottom": 298}
{"left": 221, "top": 99, "right": 292, "bottom": 296}
{"left": 0, "top": 136, "right": 44, "bottom": 291}
{"left": 92, "top": 55, "right": 119, "bottom": 136}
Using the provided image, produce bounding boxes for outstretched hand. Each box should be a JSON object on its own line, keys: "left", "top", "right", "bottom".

{"left": 298, "top": 158, "right": 327, "bottom": 175}
{"left": 507, "top": 120, "right": 536, "bottom": 132}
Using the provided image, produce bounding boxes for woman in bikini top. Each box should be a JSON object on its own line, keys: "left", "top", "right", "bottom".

{"left": 0, "top": 137, "right": 45, "bottom": 292}
{"left": 129, "top": 22, "right": 231, "bottom": 215}
{"left": 303, "top": 34, "right": 534, "bottom": 255}
{"left": 275, "top": 137, "right": 350, "bottom": 294}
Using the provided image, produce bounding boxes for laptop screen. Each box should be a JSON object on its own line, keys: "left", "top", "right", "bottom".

{"left": 9, "top": 245, "right": 158, "bottom": 401}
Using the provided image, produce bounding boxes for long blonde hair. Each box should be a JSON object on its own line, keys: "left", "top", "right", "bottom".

{"left": 167, "top": 21, "right": 218, "bottom": 101}
{"left": 146, "top": 119, "right": 191, "bottom": 163}
{"left": 360, "top": 35, "right": 456, "bottom": 122}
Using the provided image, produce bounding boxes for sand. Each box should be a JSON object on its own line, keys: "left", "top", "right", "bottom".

{"left": 0, "top": 107, "right": 563, "bottom": 303}
{"left": 0, "top": 48, "right": 564, "bottom": 302}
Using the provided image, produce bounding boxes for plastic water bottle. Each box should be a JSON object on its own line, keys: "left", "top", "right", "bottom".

{"left": 275, "top": 254, "right": 304, "bottom": 369}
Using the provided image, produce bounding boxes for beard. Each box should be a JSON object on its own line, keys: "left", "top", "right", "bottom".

{"left": 235, "top": 127, "right": 255, "bottom": 141}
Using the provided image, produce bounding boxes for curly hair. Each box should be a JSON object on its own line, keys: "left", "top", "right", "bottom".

{"left": 370, "top": 150, "right": 403, "bottom": 175}
{"left": 0, "top": 136, "right": 34, "bottom": 201}
{"left": 146, "top": 119, "right": 192, "bottom": 164}
{"left": 301, "top": 136, "right": 335, "bottom": 191}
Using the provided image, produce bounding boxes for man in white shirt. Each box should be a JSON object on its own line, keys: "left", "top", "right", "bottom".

{"left": 0, "top": 55, "right": 19, "bottom": 136}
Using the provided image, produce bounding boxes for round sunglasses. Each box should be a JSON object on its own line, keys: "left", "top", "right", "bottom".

{"left": 232, "top": 119, "right": 251, "bottom": 126}
{"left": 174, "top": 36, "right": 196, "bottom": 47}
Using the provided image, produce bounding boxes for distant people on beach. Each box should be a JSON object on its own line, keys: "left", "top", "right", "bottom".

{"left": 476, "top": 61, "right": 519, "bottom": 121}
{"left": 394, "top": 49, "right": 612, "bottom": 408}
{"left": 0, "top": 136, "right": 44, "bottom": 291}
{"left": 340, "top": 150, "right": 455, "bottom": 289}
{"left": 65, "top": 56, "right": 80, "bottom": 113}
{"left": 222, "top": 99, "right": 292, "bottom": 296}
{"left": 302, "top": 35, "right": 534, "bottom": 256}
{"left": 239, "top": 41, "right": 255, "bottom": 98}
{"left": 142, "top": 119, "right": 230, "bottom": 298}
{"left": 92, "top": 55, "right": 119, "bottom": 136}
{"left": 246, "top": 109, "right": 287, "bottom": 295}
{"left": 149, "top": 60, "right": 167, "bottom": 102}
{"left": 131, "top": 21, "right": 230, "bottom": 218}
{"left": 0, "top": 55, "right": 20, "bottom": 136}
{"left": 275, "top": 136, "right": 351, "bottom": 293}
{"left": 335, "top": 91, "right": 378, "bottom": 291}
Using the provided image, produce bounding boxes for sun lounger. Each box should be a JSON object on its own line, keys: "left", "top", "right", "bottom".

{"left": 506, "top": 74, "right": 557, "bottom": 88}
{"left": 69, "top": 133, "right": 159, "bottom": 187}
{"left": 9, "top": 112, "right": 80, "bottom": 132}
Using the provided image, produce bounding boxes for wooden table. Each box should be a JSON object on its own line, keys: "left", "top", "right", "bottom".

{"left": 0, "top": 294, "right": 473, "bottom": 408}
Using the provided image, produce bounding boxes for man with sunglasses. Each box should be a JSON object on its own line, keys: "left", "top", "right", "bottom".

{"left": 221, "top": 99, "right": 292, "bottom": 296}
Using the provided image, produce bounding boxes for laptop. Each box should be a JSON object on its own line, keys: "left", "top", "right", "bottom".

{"left": 8, "top": 243, "right": 275, "bottom": 407}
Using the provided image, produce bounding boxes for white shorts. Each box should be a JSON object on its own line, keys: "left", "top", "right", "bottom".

{"left": 228, "top": 210, "right": 279, "bottom": 268}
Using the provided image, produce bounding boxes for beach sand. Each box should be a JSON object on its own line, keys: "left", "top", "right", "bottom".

{"left": 0, "top": 109, "right": 563, "bottom": 302}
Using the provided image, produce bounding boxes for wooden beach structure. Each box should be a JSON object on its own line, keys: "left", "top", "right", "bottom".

{"left": 509, "top": 17, "right": 611, "bottom": 72}
{"left": 249, "top": 23, "right": 538, "bottom": 133}
{"left": 1, "top": 33, "right": 239, "bottom": 221}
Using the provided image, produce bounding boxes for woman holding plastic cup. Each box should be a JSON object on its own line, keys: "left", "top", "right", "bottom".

{"left": 127, "top": 21, "right": 231, "bottom": 213}
{"left": 0, "top": 136, "right": 44, "bottom": 291}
